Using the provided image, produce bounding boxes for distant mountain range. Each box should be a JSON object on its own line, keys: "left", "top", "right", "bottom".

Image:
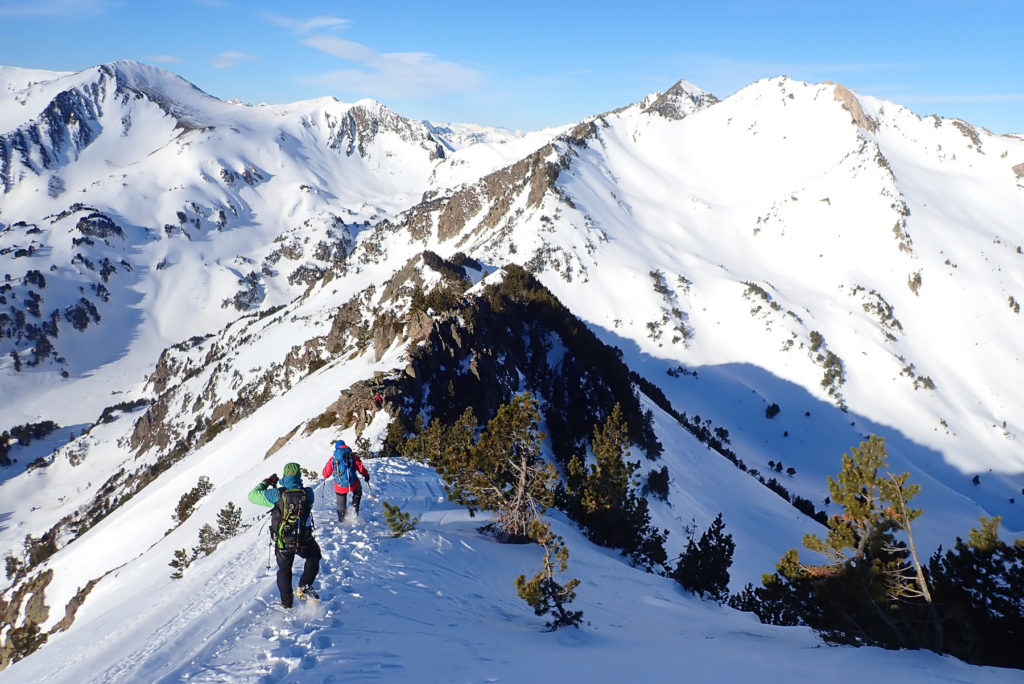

{"left": 1, "top": 60, "right": 1023, "bottom": 674}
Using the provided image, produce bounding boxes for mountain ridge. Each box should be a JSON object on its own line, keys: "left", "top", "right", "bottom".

{"left": 1, "top": 60, "right": 1023, "bottom": 678}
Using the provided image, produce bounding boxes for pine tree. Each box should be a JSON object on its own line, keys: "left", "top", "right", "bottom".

{"left": 801, "top": 435, "right": 901, "bottom": 567}
{"left": 673, "top": 513, "right": 735, "bottom": 603}
{"left": 581, "top": 404, "right": 631, "bottom": 516}
{"left": 216, "top": 501, "right": 242, "bottom": 538}
{"left": 173, "top": 475, "right": 214, "bottom": 525}
{"left": 927, "top": 516, "right": 1024, "bottom": 668}
{"left": 195, "top": 523, "right": 221, "bottom": 556}
{"left": 749, "top": 435, "right": 938, "bottom": 649}
{"left": 406, "top": 395, "right": 557, "bottom": 541}
{"left": 169, "top": 548, "right": 192, "bottom": 579}
{"left": 4, "top": 551, "right": 23, "bottom": 580}
{"left": 566, "top": 404, "right": 668, "bottom": 571}
{"left": 433, "top": 408, "right": 483, "bottom": 515}
{"left": 470, "top": 394, "right": 557, "bottom": 539}
{"left": 514, "top": 521, "right": 583, "bottom": 631}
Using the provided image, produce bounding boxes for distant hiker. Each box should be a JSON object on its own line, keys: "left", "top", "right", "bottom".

{"left": 322, "top": 439, "right": 370, "bottom": 520}
{"left": 373, "top": 392, "right": 384, "bottom": 410}
{"left": 249, "top": 462, "right": 321, "bottom": 608}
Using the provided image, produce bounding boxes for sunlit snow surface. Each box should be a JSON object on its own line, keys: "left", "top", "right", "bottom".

{"left": 5, "top": 416, "right": 1020, "bottom": 683}
{"left": 2, "top": 63, "right": 1024, "bottom": 682}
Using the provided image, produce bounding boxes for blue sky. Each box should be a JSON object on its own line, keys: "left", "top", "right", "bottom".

{"left": 1, "top": 0, "right": 1021, "bottom": 133}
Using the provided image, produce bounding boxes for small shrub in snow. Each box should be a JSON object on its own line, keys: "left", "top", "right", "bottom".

{"left": 169, "top": 548, "right": 192, "bottom": 579}
{"left": 382, "top": 501, "right": 418, "bottom": 537}
{"left": 643, "top": 465, "right": 670, "bottom": 500}
{"left": 172, "top": 476, "right": 214, "bottom": 526}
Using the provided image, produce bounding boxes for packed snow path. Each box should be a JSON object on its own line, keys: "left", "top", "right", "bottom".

{"left": 5, "top": 457, "right": 1021, "bottom": 683}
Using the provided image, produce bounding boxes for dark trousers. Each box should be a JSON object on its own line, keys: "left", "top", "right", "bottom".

{"left": 335, "top": 489, "right": 362, "bottom": 520}
{"left": 275, "top": 538, "right": 321, "bottom": 608}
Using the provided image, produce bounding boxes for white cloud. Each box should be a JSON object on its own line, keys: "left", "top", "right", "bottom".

{"left": 145, "top": 55, "right": 182, "bottom": 64}
{"left": 0, "top": 0, "right": 117, "bottom": 16}
{"left": 303, "top": 36, "right": 375, "bottom": 62}
{"left": 301, "top": 35, "right": 483, "bottom": 99}
{"left": 212, "top": 51, "right": 260, "bottom": 69}
{"left": 264, "top": 12, "right": 349, "bottom": 34}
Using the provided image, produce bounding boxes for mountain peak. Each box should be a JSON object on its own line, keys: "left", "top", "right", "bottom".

{"left": 642, "top": 78, "right": 718, "bottom": 119}
{"left": 2, "top": 58, "right": 1024, "bottom": 680}
{"left": 96, "top": 59, "right": 220, "bottom": 111}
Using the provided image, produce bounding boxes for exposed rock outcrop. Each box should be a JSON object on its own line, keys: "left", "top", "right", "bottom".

{"left": 643, "top": 80, "right": 719, "bottom": 120}
{"left": 833, "top": 83, "right": 878, "bottom": 133}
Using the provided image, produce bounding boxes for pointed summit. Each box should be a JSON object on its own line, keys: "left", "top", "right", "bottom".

{"left": 643, "top": 79, "right": 719, "bottom": 120}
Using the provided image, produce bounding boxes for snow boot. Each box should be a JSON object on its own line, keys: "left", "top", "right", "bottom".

{"left": 296, "top": 585, "right": 320, "bottom": 602}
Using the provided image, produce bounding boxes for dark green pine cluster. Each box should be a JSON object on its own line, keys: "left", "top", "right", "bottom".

{"left": 729, "top": 435, "right": 1024, "bottom": 669}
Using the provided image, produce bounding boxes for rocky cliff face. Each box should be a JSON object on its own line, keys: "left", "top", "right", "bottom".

{"left": 323, "top": 101, "right": 448, "bottom": 160}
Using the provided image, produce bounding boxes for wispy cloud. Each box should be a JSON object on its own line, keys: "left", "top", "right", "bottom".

{"left": 301, "top": 35, "right": 483, "bottom": 99}
{"left": 0, "top": 0, "right": 117, "bottom": 16}
{"left": 212, "top": 51, "right": 259, "bottom": 69}
{"left": 145, "top": 55, "right": 182, "bottom": 64}
{"left": 264, "top": 12, "right": 348, "bottom": 34}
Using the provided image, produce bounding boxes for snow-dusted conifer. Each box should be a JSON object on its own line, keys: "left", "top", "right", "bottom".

{"left": 215, "top": 501, "right": 242, "bottom": 539}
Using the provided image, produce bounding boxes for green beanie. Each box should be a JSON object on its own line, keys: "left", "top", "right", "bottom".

{"left": 283, "top": 462, "right": 301, "bottom": 477}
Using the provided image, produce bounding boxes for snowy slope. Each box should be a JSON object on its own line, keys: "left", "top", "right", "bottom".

{"left": 2, "top": 62, "right": 1024, "bottom": 680}
{"left": 385, "top": 74, "right": 1024, "bottom": 554}
{"left": 0, "top": 61, "right": 552, "bottom": 428}
{"left": 3, "top": 409, "right": 1020, "bottom": 683}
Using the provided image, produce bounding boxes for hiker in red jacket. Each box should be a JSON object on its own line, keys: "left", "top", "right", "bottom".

{"left": 322, "top": 439, "right": 370, "bottom": 520}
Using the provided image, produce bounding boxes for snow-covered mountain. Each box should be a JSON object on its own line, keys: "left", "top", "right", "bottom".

{"left": 1, "top": 61, "right": 1023, "bottom": 681}
{"left": 0, "top": 60, "right": 552, "bottom": 426}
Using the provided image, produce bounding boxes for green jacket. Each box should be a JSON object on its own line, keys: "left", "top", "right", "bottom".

{"left": 248, "top": 475, "right": 315, "bottom": 508}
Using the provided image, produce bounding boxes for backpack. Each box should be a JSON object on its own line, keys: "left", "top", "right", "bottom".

{"left": 270, "top": 488, "right": 312, "bottom": 550}
{"left": 332, "top": 446, "right": 355, "bottom": 488}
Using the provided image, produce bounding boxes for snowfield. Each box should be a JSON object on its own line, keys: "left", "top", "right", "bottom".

{"left": 2, "top": 60, "right": 1024, "bottom": 681}
{"left": 6, "top": 446, "right": 1020, "bottom": 683}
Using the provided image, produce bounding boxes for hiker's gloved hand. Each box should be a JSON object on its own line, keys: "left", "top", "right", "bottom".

{"left": 264, "top": 474, "right": 278, "bottom": 487}
{"left": 364, "top": 473, "right": 370, "bottom": 483}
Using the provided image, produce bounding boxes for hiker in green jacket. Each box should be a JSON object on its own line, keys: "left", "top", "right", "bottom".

{"left": 249, "top": 462, "right": 321, "bottom": 608}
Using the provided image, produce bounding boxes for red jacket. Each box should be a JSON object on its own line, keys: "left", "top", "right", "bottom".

{"left": 322, "top": 453, "right": 369, "bottom": 494}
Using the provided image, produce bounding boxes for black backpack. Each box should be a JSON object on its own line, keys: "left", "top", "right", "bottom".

{"left": 270, "top": 487, "right": 312, "bottom": 550}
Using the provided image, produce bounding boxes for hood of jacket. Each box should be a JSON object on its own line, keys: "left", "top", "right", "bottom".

{"left": 280, "top": 474, "right": 304, "bottom": 489}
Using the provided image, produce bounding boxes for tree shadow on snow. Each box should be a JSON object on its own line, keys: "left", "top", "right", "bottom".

{"left": 586, "top": 324, "right": 1024, "bottom": 547}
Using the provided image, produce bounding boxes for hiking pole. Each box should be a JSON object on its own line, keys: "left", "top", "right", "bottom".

{"left": 362, "top": 479, "right": 378, "bottom": 505}
{"left": 255, "top": 509, "right": 272, "bottom": 534}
